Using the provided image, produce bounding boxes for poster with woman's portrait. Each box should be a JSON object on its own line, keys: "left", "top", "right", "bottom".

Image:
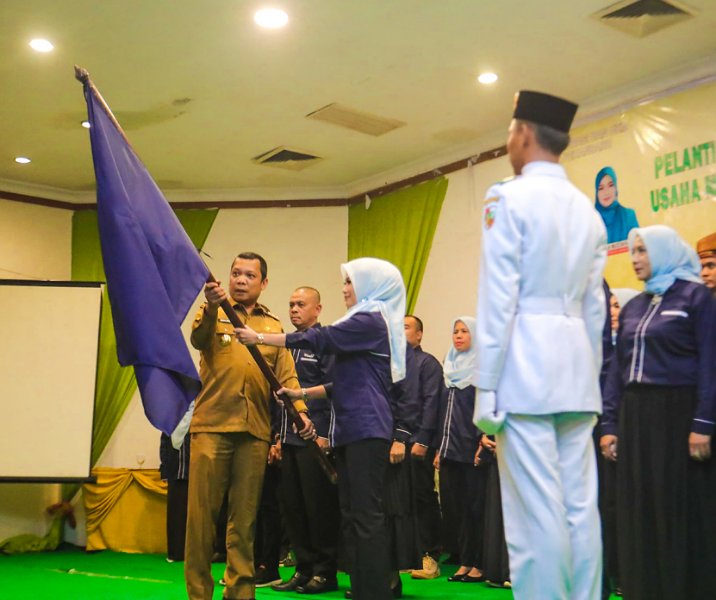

{"left": 594, "top": 166, "right": 639, "bottom": 245}
{"left": 564, "top": 79, "right": 716, "bottom": 288}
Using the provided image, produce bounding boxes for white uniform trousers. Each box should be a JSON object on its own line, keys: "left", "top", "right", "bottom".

{"left": 496, "top": 412, "right": 601, "bottom": 600}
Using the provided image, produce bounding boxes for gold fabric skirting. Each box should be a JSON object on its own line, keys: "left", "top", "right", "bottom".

{"left": 83, "top": 467, "right": 167, "bottom": 553}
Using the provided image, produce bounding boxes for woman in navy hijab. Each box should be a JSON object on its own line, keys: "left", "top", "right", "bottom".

{"left": 595, "top": 166, "right": 639, "bottom": 244}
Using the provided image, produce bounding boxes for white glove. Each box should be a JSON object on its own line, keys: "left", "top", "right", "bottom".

{"left": 473, "top": 389, "right": 506, "bottom": 435}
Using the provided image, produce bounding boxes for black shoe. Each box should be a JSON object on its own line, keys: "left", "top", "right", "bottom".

{"left": 447, "top": 573, "right": 466, "bottom": 582}
{"left": 254, "top": 565, "right": 281, "bottom": 588}
{"left": 461, "top": 573, "right": 486, "bottom": 583}
{"left": 297, "top": 575, "right": 338, "bottom": 594}
{"left": 391, "top": 576, "right": 403, "bottom": 598}
{"left": 272, "top": 572, "right": 311, "bottom": 592}
{"left": 344, "top": 590, "right": 352, "bottom": 599}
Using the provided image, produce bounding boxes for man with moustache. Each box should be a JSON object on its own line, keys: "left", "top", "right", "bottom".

{"left": 185, "top": 252, "right": 313, "bottom": 600}
{"left": 271, "top": 287, "right": 341, "bottom": 595}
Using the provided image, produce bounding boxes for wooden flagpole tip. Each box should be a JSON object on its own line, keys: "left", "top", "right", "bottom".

{"left": 74, "top": 65, "right": 90, "bottom": 84}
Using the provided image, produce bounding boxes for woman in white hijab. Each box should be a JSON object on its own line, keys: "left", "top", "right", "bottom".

{"left": 600, "top": 225, "right": 716, "bottom": 600}
{"left": 238, "top": 257, "right": 406, "bottom": 600}
{"left": 433, "top": 317, "right": 487, "bottom": 584}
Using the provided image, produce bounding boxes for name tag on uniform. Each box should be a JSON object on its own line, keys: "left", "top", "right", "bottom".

{"left": 661, "top": 310, "right": 688, "bottom": 318}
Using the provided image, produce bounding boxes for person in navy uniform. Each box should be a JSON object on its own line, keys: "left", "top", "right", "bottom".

{"left": 160, "top": 432, "right": 190, "bottom": 562}
{"left": 433, "top": 316, "right": 486, "bottom": 584}
{"left": 600, "top": 225, "right": 716, "bottom": 600}
{"left": 696, "top": 232, "right": 716, "bottom": 297}
{"left": 474, "top": 90, "right": 607, "bottom": 599}
{"left": 236, "top": 257, "right": 407, "bottom": 600}
{"left": 270, "top": 287, "right": 340, "bottom": 594}
{"left": 403, "top": 315, "right": 443, "bottom": 581}
{"left": 383, "top": 341, "right": 422, "bottom": 597}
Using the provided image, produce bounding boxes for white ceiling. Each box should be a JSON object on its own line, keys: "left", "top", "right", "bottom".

{"left": 2, "top": 0, "right": 716, "bottom": 204}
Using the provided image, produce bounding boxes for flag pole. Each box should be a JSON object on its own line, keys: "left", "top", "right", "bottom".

{"left": 75, "top": 66, "right": 337, "bottom": 484}
{"left": 74, "top": 66, "right": 135, "bottom": 151}
{"left": 206, "top": 274, "right": 337, "bottom": 484}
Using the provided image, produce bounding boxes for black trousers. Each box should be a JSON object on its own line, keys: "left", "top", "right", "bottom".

{"left": 594, "top": 429, "right": 619, "bottom": 599}
{"left": 166, "top": 479, "right": 189, "bottom": 561}
{"left": 480, "top": 459, "right": 510, "bottom": 584}
{"left": 440, "top": 458, "right": 486, "bottom": 568}
{"left": 279, "top": 443, "right": 340, "bottom": 578}
{"left": 335, "top": 439, "right": 391, "bottom": 600}
{"left": 254, "top": 462, "right": 283, "bottom": 571}
{"left": 408, "top": 445, "right": 442, "bottom": 559}
{"left": 438, "top": 463, "right": 459, "bottom": 559}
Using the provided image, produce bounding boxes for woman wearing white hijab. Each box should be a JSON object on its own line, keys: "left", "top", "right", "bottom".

{"left": 600, "top": 225, "right": 716, "bottom": 600}
{"left": 238, "top": 257, "right": 406, "bottom": 600}
{"left": 432, "top": 317, "right": 486, "bottom": 584}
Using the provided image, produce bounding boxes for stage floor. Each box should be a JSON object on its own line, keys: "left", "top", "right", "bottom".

{"left": 0, "top": 545, "right": 623, "bottom": 599}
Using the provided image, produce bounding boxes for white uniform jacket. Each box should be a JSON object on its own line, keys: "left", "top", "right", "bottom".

{"left": 475, "top": 161, "right": 607, "bottom": 415}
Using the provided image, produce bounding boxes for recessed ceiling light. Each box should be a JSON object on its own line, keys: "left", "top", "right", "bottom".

{"left": 477, "top": 72, "right": 498, "bottom": 85}
{"left": 15, "top": 157, "right": 32, "bottom": 164}
{"left": 254, "top": 8, "right": 289, "bottom": 29}
{"left": 81, "top": 120, "right": 91, "bottom": 129}
{"left": 29, "top": 39, "right": 54, "bottom": 52}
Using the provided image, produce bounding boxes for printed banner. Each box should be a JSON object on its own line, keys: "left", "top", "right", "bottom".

{"left": 564, "top": 80, "right": 716, "bottom": 289}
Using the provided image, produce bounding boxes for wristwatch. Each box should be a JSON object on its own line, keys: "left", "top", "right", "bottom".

{"left": 257, "top": 333, "right": 265, "bottom": 345}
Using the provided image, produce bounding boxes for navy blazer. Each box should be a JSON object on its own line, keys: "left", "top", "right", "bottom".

{"left": 602, "top": 279, "right": 716, "bottom": 436}
{"left": 286, "top": 311, "right": 396, "bottom": 447}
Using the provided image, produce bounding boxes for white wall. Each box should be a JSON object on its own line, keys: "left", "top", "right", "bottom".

{"left": 413, "top": 156, "right": 512, "bottom": 362}
{"left": 0, "top": 197, "right": 72, "bottom": 542}
{"left": 0, "top": 198, "right": 71, "bottom": 281}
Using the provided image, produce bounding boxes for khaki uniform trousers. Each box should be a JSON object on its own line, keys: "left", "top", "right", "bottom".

{"left": 185, "top": 432, "right": 269, "bottom": 600}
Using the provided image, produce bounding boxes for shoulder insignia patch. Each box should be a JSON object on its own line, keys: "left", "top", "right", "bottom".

{"left": 484, "top": 205, "right": 497, "bottom": 229}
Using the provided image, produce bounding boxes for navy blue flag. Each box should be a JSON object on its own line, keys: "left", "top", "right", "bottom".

{"left": 82, "top": 78, "right": 208, "bottom": 436}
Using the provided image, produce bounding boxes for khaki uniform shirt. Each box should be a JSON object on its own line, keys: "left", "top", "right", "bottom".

{"left": 189, "top": 301, "right": 303, "bottom": 442}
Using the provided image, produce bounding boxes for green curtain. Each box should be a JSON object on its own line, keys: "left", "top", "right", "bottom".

{"left": 348, "top": 177, "right": 447, "bottom": 313}
{"left": 70, "top": 208, "right": 218, "bottom": 469}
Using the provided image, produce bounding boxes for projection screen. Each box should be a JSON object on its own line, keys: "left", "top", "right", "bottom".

{"left": 0, "top": 280, "right": 101, "bottom": 481}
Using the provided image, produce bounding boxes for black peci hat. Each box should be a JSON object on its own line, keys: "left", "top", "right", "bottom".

{"left": 512, "top": 90, "right": 578, "bottom": 133}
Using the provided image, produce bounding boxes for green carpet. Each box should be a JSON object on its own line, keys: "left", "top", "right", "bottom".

{"left": 0, "top": 545, "right": 620, "bottom": 599}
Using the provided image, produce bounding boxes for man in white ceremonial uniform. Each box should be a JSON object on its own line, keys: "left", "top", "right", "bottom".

{"left": 473, "top": 90, "right": 607, "bottom": 600}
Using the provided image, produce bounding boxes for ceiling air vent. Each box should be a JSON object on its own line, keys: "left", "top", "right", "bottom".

{"left": 593, "top": 0, "right": 695, "bottom": 38}
{"left": 306, "top": 103, "right": 406, "bottom": 136}
{"left": 252, "top": 146, "right": 322, "bottom": 171}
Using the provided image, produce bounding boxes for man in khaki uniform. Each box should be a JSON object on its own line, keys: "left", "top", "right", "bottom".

{"left": 185, "top": 252, "right": 312, "bottom": 600}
